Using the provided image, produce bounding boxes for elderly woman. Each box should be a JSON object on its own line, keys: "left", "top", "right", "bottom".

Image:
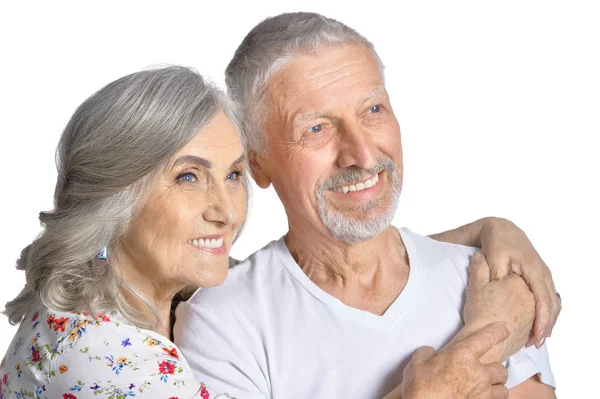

{"left": 1, "top": 66, "right": 557, "bottom": 399}
{"left": 1, "top": 67, "right": 245, "bottom": 398}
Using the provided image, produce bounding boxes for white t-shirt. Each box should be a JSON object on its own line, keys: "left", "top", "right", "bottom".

{"left": 174, "top": 228, "right": 555, "bottom": 398}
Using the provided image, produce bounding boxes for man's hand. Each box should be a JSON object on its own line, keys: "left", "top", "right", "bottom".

{"left": 463, "top": 252, "right": 535, "bottom": 364}
{"left": 400, "top": 322, "right": 511, "bottom": 399}
{"left": 478, "top": 218, "right": 561, "bottom": 347}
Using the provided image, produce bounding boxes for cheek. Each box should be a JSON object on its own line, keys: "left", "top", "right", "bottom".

{"left": 137, "top": 191, "right": 203, "bottom": 251}
{"left": 283, "top": 150, "right": 332, "bottom": 201}
{"left": 379, "top": 120, "right": 403, "bottom": 160}
{"left": 232, "top": 186, "right": 248, "bottom": 228}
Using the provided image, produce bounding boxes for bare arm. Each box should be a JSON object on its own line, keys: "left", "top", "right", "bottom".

{"left": 429, "top": 217, "right": 561, "bottom": 347}
{"left": 509, "top": 375, "right": 556, "bottom": 399}
{"left": 428, "top": 217, "right": 486, "bottom": 247}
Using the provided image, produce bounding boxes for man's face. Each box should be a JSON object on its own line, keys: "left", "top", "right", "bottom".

{"left": 260, "top": 43, "right": 403, "bottom": 243}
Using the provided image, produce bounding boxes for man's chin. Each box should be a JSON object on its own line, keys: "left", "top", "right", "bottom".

{"left": 319, "top": 210, "right": 395, "bottom": 244}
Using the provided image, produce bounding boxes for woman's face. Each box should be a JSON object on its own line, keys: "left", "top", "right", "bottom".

{"left": 119, "top": 111, "right": 247, "bottom": 292}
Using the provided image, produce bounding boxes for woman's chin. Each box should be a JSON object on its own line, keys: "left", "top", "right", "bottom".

{"left": 192, "top": 264, "right": 230, "bottom": 289}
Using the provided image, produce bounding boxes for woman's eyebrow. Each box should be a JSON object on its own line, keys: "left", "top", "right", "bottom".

{"left": 230, "top": 153, "right": 246, "bottom": 167}
{"left": 172, "top": 155, "right": 212, "bottom": 169}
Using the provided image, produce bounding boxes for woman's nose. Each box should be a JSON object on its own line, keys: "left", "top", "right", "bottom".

{"left": 202, "top": 185, "right": 238, "bottom": 226}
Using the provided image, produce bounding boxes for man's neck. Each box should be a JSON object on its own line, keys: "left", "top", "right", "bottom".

{"left": 285, "top": 224, "right": 410, "bottom": 315}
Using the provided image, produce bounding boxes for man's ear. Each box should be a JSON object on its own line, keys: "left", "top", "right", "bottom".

{"left": 249, "top": 151, "right": 271, "bottom": 189}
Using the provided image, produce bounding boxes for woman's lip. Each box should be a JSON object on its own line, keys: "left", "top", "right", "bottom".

{"left": 190, "top": 234, "right": 224, "bottom": 240}
{"left": 186, "top": 240, "right": 228, "bottom": 255}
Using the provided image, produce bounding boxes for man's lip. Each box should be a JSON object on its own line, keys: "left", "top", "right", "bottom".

{"left": 329, "top": 171, "right": 381, "bottom": 190}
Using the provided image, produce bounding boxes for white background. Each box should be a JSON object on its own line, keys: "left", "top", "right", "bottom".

{"left": 1, "top": 1, "right": 598, "bottom": 396}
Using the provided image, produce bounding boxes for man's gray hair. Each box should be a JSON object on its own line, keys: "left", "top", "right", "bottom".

{"left": 225, "top": 12, "right": 385, "bottom": 155}
{"left": 4, "top": 66, "right": 245, "bottom": 328}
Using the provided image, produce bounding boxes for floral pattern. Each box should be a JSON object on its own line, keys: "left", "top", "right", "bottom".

{"left": 1, "top": 307, "right": 234, "bottom": 398}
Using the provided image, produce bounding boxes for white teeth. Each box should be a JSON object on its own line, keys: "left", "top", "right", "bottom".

{"left": 188, "top": 237, "right": 224, "bottom": 249}
{"left": 333, "top": 173, "right": 380, "bottom": 194}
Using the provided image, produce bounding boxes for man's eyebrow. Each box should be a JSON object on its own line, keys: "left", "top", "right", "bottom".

{"left": 172, "top": 155, "right": 212, "bottom": 169}
{"left": 296, "top": 110, "right": 333, "bottom": 123}
{"left": 294, "top": 88, "right": 387, "bottom": 123}
{"left": 360, "top": 87, "right": 387, "bottom": 104}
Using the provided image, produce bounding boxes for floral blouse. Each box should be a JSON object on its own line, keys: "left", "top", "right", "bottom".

{"left": 0, "top": 307, "right": 233, "bottom": 399}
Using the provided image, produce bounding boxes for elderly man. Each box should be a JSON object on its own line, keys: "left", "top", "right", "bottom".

{"left": 175, "top": 12, "right": 558, "bottom": 398}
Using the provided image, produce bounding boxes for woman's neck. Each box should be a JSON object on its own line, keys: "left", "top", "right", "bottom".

{"left": 120, "top": 283, "right": 179, "bottom": 339}
{"left": 111, "top": 251, "right": 184, "bottom": 340}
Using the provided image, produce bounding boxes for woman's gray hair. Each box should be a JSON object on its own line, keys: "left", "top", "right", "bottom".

{"left": 225, "top": 12, "right": 385, "bottom": 156}
{"left": 4, "top": 66, "right": 246, "bottom": 328}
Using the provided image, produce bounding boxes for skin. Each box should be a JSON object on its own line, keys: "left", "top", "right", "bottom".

{"left": 114, "top": 111, "right": 247, "bottom": 338}
{"left": 252, "top": 44, "right": 555, "bottom": 397}
{"left": 254, "top": 44, "right": 406, "bottom": 316}
{"left": 431, "top": 217, "right": 561, "bottom": 346}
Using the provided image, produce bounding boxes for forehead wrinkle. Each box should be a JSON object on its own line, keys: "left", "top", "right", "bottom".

{"left": 301, "top": 61, "right": 368, "bottom": 96}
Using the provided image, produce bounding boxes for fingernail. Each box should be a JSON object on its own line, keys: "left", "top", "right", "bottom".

{"left": 538, "top": 328, "right": 546, "bottom": 339}
{"left": 472, "top": 252, "right": 482, "bottom": 262}
{"left": 536, "top": 337, "right": 546, "bottom": 348}
{"left": 526, "top": 337, "right": 536, "bottom": 348}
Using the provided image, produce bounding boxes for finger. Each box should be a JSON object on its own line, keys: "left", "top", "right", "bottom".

{"left": 544, "top": 268, "right": 561, "bottom": 338}
{"left": 458, "top": 322, "right": 510, "bottom": 357}
{"left": 468, "top": 251, "right": 490, "bottom": 292}
{"left": 488, "top": 384, "right": 509, "bottom": 399}
{"left": 522, "top": 265, "right": 553, "bottom": 345}
{"left": 486, "top": 253, "right": 511, "bottom": 280}
{"left": 411, "top": 346, "right": 437, "bottom": 363}
{"left": 485, "top": 363, "right": 509, "bottom": 385}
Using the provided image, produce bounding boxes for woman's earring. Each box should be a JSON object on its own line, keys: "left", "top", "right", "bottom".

{"left": 97, "top": 246, "right": 108, "bottom": 260}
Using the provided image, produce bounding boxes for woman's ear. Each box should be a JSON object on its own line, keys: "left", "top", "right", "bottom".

{"left": 249, "top": 151, "right": 271, "bottom": 189}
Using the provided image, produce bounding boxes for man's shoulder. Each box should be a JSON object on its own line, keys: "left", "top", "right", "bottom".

{"left": 185, "top": 238, "right": 286, "bottom": 308}
{"left": 399, "top": 227, "right": 477, "bottom": 277}
{"left": 400, "top": 227, "right": 477, "bottom": 254}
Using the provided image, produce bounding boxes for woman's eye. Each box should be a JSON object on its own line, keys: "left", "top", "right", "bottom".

{"left": 227, "top": 171, "right": 242, "bottom": 181}
{"left": 307, "top": 124, "right": 323, "bottom": 133}
{"left": 369, "top": 105, "right": 381, "bottom": 113}
{"left": 177, "top": 172, "right": 197, "bottom": 183}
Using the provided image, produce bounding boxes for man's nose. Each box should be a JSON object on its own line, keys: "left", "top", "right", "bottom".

{"left": 336, "top": 123, "right": 378, "bottom": 170}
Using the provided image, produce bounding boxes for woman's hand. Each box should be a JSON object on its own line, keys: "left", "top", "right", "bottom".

{"left": 463, "top": 252, "right": 535, "bottom": 363}
{"left": 478, "top": 218, "right": 560, "bottom": 347}
{"left": 430, "top": 217, "right": 561, "bottom": 347}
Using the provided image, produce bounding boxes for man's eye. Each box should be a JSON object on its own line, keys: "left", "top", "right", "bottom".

{"left": 369, "top": 105, "right": 381, "bottom": 113}
{"left": 177, "top": 172, "right": 197, "bottom": 183}
{"left": 308, "top": 124, "right": 323, "bottom": 133}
